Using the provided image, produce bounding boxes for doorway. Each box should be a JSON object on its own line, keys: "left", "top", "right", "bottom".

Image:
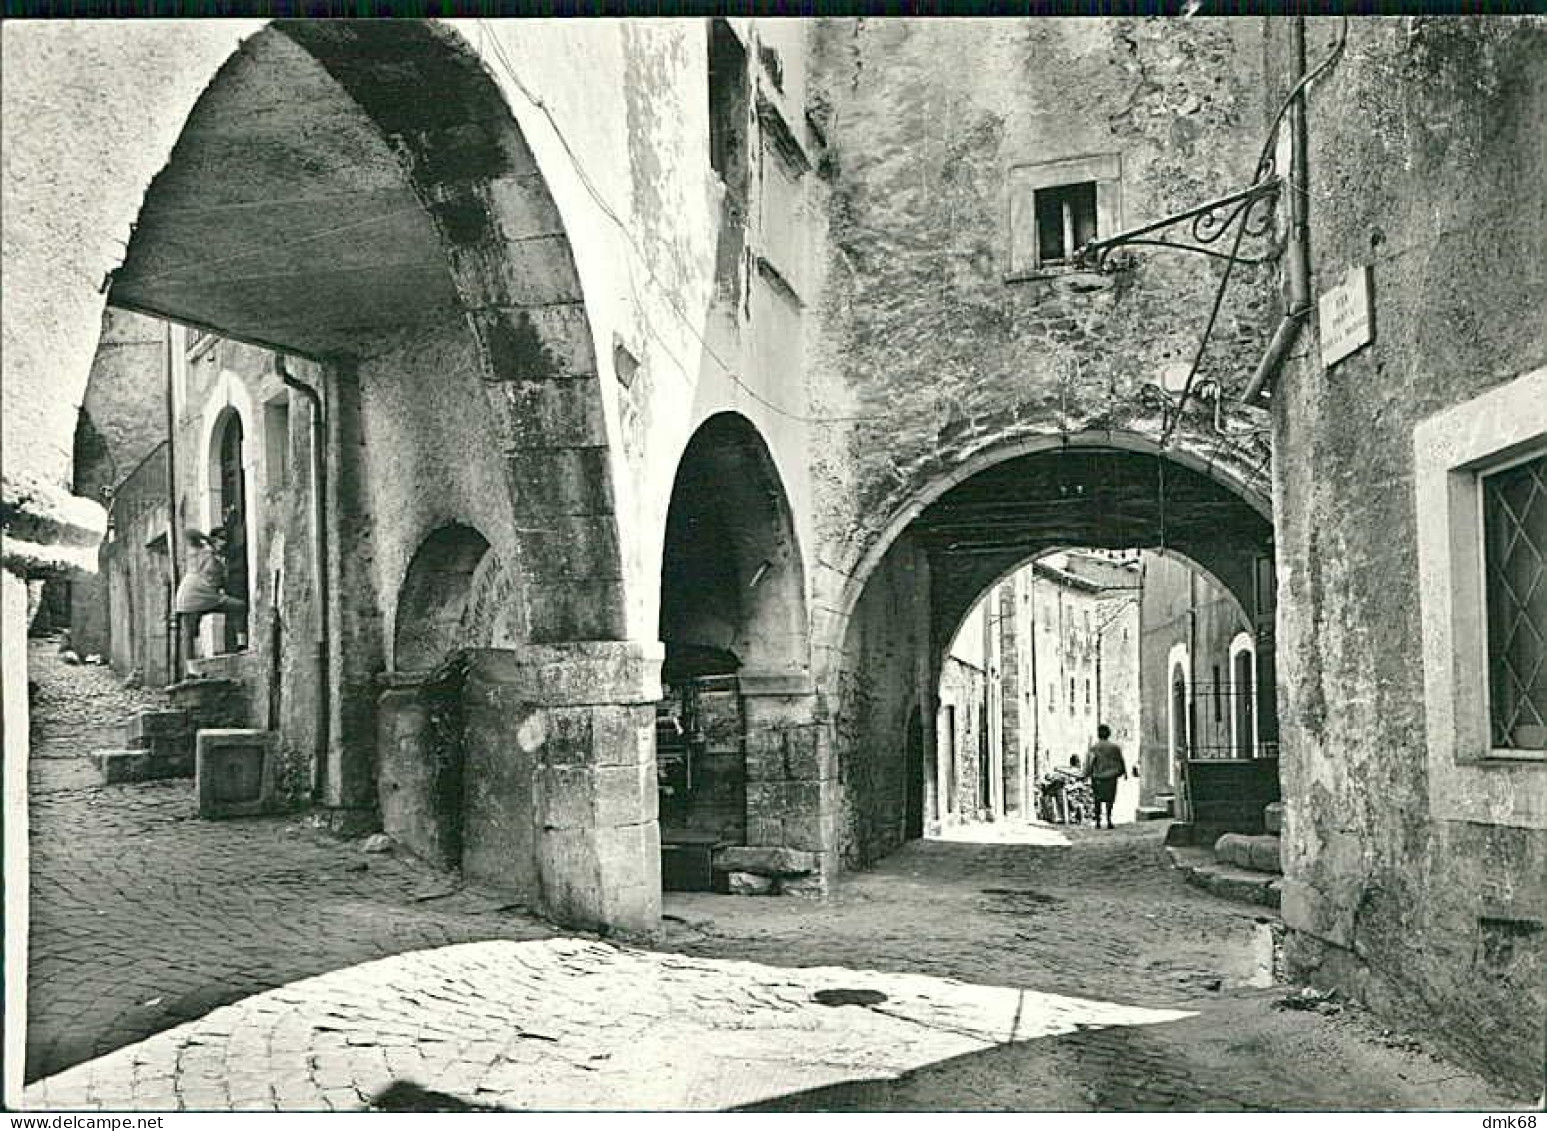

{"left": 904, "top": 706, "right": 925, "bottom": 839}
{"left": 213, "top": 410, "right": 250, "bottom": 653}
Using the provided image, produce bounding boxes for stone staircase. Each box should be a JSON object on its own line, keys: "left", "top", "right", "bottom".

{"left": 1166, "top": 801, "right": 1284, "bottom": 910}
{"left": 89, "top": 672, "right": 277, "bottom": 818}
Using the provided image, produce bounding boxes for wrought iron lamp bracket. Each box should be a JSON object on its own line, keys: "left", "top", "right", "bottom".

{"left": 1076, "top": 174, "right": 1283, "bottom": 272}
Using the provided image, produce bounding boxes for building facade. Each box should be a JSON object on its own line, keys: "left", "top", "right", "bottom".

{"left": 927, "top": 550, "right": 1142, "bottom": 832}
{"left": 1136, "top": 549, "right": 1261, "bottom": 811}
{"left": 5, "top": 17, "right": 1542, "bottom": 1096}
{"left": 1269, "top": 16, "right": 1547, "bottom": 1090}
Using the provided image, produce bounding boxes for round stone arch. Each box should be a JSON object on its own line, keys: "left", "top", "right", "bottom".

{"left": 826, "top": 427, "right": 1275, "bottom": 868}
{"left": 820, "top": 427, "right": 1273, "bottom": 686}
{"left": 391, "top": 523, "right": 495, "bottom": 673}
{"left": 194, "top": 372, "right": 260, "bottom": 550}
{"left": 100, "top": 19, "right": 627, "bottom": 645}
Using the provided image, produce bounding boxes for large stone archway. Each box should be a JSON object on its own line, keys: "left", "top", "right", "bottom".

{"left": 825, "top": 428, "right": 1276, "bottom": 869}
{"left": 5, "top": 21, "right": 660, "bottom": 938}
{"left": 108, "top": 20, "right": 627, "bottom": 645}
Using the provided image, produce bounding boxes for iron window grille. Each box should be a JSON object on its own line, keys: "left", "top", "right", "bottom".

{"left": 1483, "top": 452, "right": 1547, "bottom": 751}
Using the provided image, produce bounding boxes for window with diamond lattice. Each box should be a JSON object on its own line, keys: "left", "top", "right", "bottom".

{"left": 1483, "top": 453, "right": 1547, "bottom": 751}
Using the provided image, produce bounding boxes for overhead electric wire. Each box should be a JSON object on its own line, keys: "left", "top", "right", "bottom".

{"left": 478, "top": 22, "right": 879, "bottom": 427}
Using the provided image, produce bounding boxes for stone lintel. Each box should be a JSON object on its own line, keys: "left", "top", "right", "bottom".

{"left": 467, "top": 642, "right": 662, "bottom": 707}
{"left": 738, "top": 669, "right": 817, "bottom": 698}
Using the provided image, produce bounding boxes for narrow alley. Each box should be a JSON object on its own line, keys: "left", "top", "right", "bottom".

{"left": 21, "top": 643, "right": 1525, "bottom": 1112}
{"left": 6, "top": 15, "right": 1546, "bottom": 1117}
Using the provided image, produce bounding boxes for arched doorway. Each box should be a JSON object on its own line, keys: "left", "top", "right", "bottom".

{"left": 1228, "top": 630, "right": 1257, "bottom": 759}
{"left": 1169, "top": 652, "right": 1190, "bottom": 786}
{"left": 210, "top": 408, "right": 250, "bottom": 654}
{"left": 657, "top": 412, "right": 810, "bottom": 890}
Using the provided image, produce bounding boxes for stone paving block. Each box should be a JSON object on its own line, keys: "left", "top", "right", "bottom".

{"left": 1264, "top": 801, "right": 1285, "bottom": 834}
{"left": 727, "top": 871, "right": 775, "bottom": 895}
{"left": 778, "top": 873, "right": 827, "bottom": 899}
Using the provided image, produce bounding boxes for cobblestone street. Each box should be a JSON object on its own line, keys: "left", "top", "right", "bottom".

{"left": 22, "top": 643, "right": 1532, "bottom": 1111}
{"left": 23, "top": 642, "right": 557, "bottom": 1083}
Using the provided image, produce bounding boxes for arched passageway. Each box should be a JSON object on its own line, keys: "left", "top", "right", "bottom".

{"left": 655, "top": 413, "right": 811, "bottom": 889}
{"left": 659, "top": 413, "right": 808, "bottom": 682}
{"left": 68, "top": 20, "right": 657, "bottom": 931}
{"left": 830, "top": 437, "right": 1277, "bottom": 869}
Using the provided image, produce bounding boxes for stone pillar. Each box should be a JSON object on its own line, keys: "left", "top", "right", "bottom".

{"left": 324, "top": 365, "right": 383, "bottom": 819}
{"left": 740, "top": 672, "right": 836, "bottom": 894}
{"left": 2, "top": 567, "right": 30, "bottom": 1105}
{"left": 462, "top": 642, "right": 662, "bottom": 934}
{"left": 376, "top": 671, "right": 463, "bottom": 869}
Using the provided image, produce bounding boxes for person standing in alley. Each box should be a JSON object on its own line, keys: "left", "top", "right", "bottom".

{"left": 1085, "top": 723, "right": 1127, "bottom": 830}
{"left": 175, "top": 527, "right": 246, "bottom": 666}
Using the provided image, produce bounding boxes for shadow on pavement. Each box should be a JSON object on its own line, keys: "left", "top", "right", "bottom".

{"left": 371, "top": 1080, "right": 509, "bottom": 1113}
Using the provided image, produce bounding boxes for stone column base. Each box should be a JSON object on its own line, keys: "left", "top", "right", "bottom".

{"left": 462, "top": 643, "right": 663, "bottom": 935}
{"left": 740, "top": 680, "right": 838, "bottom": 889}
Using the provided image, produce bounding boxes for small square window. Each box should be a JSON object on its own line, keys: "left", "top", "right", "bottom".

{"left": 1034, "top": 182, "right": 1098, "bottom": 267}
{"left": 1483, "top": 453, "right": 1547, "bottom": 751}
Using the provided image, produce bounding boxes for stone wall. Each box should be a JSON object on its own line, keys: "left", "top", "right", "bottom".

{"left": 67, "top": 309, "right": 171, "bottom": 656}
{"left": 804, "top": 17, "right": 1277, "bottom": 651}
{"left": 833, "top": 535, "right": 931, "bottom": 866}
{"left": 170, "top": 334, "right": 322, "bottom": 801}
{"left": 1016, "top": 555, "right": 1142, "bottom": 778}
{"left": 1271, "top": 16, "right": 1547, "bottom": 1091}
{"left": 937, "top": 652, "right": 989, "bottom": 822}
{"left": 804, "top": 18, "right": 1277, "bottom": 865}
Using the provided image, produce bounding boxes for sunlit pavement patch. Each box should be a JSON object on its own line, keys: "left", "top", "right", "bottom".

{"left": 20, "top": 938, "right": 1193, "bottom": 1112}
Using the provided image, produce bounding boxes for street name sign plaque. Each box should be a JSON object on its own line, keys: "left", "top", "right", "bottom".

{"left": 1318, "top": 264, "right": 1373, "bottom": 368}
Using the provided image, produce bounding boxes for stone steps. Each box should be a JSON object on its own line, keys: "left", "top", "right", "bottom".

{"left": 91, "top": 707, "right": 194, "bottom": 784}
{"left": 1167, "top": 845, "right": 1283, "bottom": 910}
{"left": 89, "top": 675, "right": 256, "bottom": 787}
{"left": 1213, "top": 832, "right": 1282, "bottom": 875}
